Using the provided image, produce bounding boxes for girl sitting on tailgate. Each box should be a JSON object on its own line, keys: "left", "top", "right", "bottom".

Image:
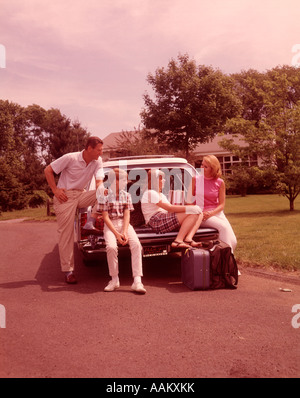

{"left": 141, "top": 169, "right": 203, "bottom": 249}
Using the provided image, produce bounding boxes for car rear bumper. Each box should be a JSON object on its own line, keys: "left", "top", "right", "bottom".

{"left": 78, "top": 226, "right": 219, "bottom": 259}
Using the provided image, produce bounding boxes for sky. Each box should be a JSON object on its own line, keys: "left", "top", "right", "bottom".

{"left": 0, "top": 0, "right": 299, "bottom": 140}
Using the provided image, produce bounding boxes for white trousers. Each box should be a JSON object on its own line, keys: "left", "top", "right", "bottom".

{"left": 201, "top": 211, "right": 237, "bottom": 252}
{"left": 103, "top": 219, "right": 143, "bottom": 278}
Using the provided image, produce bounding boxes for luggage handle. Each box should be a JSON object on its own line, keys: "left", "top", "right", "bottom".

{"left": 183, "top": 240, "right": 220, "bottom": 254}
{"left": 184, "top": 248, "right": 190, "bottom": 257}
{"left": 201, "top": 240, "right": 220, "bottom": 251}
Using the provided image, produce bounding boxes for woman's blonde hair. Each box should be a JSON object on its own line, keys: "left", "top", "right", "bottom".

{"left": 203, "top": 155, "right": 222, "bottom": 178}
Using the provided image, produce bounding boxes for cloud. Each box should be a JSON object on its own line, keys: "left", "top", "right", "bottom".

{"left": 0, "top": 0, "right": 299, "bottom": 138}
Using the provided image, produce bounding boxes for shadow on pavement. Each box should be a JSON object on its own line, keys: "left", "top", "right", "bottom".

{"left": 33, "top": 245, "right": 191, "bottom": 294}
{"left": 0, "top": 241, "right": 193, "bottom": 294}
{"left": 33, "top": 244, "right": 111, "bottom": 293}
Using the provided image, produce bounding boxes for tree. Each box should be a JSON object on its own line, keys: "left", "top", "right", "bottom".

{"left": 224, "top": 165, "right": 270, "bottom": 196}
{"left": 47, "top": 113, "right": 89, "bottom": 162}
{"left": 274, "top": 103, "right": 300, "bottom": 210}
{"left": 140, "top": 54, "right": 241, "bottom": 158}
{"left": 0, "top": 100, "right": 27, "bottom": 211}
{"left": 24, "top": 105, "right": 90, "bottom": 163}
{"left": 0, "top": 100, "right": 91, "bottom": 211}
{"left": 230, "top": 69, "right": 266, "bottom": 125}
{"left": 220, "top": 66, "right": 300, "bottom": 210}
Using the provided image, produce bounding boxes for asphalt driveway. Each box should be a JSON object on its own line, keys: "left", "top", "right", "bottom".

{"left": 0, "top": 220, "right": 299, "bottom": 378}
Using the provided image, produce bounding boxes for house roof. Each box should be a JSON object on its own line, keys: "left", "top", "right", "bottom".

{"left": 102, "top": 132, "right": 123, "bottom": 149}
{"left": 193, "top": 134, "right": 247, "bottom": 156}
{"left": 102, "top": 131, "right": 246, "bottom": 156}
{"left": 103, "top": 131, "right": 135, "bottom": 150}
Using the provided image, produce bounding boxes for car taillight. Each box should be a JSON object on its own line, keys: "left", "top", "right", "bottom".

{"left": 80, "top": 213, "right": 88, "bottom": 239}
{"left": 95, "top": 216, "right": 104, "bottom": 231}
{"left": 80, "top": 213, "right": 87, "bottom": 227}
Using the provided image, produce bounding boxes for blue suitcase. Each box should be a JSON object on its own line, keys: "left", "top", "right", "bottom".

{"left": 181, "top": 248, "right": 210, "bottom": 290}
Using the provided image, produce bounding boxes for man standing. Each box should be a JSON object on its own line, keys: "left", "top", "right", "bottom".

{"left": 44, "top": 136, "right": 104, "bottom": 284}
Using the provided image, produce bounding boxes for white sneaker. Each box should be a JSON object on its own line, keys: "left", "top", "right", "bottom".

{"left": 104, "top": 280, "right": 120, "bottom": 292}
{"left": 131, "top": 282, "right": 146, "bottom": 294}
{"left": 83, "top": 221, "right": 95, "bottom": 230}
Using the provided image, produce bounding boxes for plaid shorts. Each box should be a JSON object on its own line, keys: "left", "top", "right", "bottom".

{"left": 148, "top": 212, "right": 180, "bottom": 234}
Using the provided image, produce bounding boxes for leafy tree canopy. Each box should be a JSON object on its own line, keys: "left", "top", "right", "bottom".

{"left": 0, "top": 100, "right": 91, "bottom": 211}
{"left": 141, "top": 54, "right": 241, "bottom": 158}
{"left": 220, "top": 65, "right": 300, "bottom": 210}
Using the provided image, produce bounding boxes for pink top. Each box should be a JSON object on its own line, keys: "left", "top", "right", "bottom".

{"left": 195, "top": 175, "right": 223, "bottom": 211}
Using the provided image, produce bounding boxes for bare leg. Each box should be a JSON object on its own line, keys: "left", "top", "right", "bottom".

{"left": 175, "top": 213, "right": 203, "bottom": 243}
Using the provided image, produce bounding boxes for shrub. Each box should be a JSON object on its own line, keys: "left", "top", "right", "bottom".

{"left": 27, "top": 190, "right": 49, "bottom": 208}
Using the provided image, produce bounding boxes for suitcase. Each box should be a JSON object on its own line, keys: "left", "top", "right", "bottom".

{"left": 181, "top": 248, "right": 210, "bottom": 290}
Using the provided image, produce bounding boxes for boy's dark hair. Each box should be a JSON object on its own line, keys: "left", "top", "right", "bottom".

{"left": 85, "top": 136, "right": 103, "bottom": 150}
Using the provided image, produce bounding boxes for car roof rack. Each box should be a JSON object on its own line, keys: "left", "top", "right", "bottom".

{"left": 107, "top": 155, "right": 175, "bottom": 161}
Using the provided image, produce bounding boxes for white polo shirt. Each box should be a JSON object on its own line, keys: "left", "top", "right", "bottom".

{"left": 50, "top": 151, "right": 104, "bottom": 190}
{"left": 141, "top": 189, "right": 169, "bottom": 224}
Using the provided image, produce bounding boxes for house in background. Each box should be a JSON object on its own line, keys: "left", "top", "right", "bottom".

{"left": 102, "top": 131, "right": 139, "bottom": 161}
{"left": 192, "top": 134, "right": 260, "bottom": 175}
{"left": 102, "top": 131, "right": 260, "bottom": 175}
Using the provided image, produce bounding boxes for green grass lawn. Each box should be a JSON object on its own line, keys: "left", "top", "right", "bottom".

{"left": 0, "top": 195, "right": 299, "bottom": 271}
{"left": 0, "top": 206, "right": 55, "bottom": 222}
{"left": 225, "top": 194, "right": 300, "bottom": 271}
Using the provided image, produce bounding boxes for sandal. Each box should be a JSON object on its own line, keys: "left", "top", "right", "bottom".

{"left": 171, "top": 240, "right": 191, "bottom": 249}
{"left": 184, "top": 240, "right": 203, "bottom": 248}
